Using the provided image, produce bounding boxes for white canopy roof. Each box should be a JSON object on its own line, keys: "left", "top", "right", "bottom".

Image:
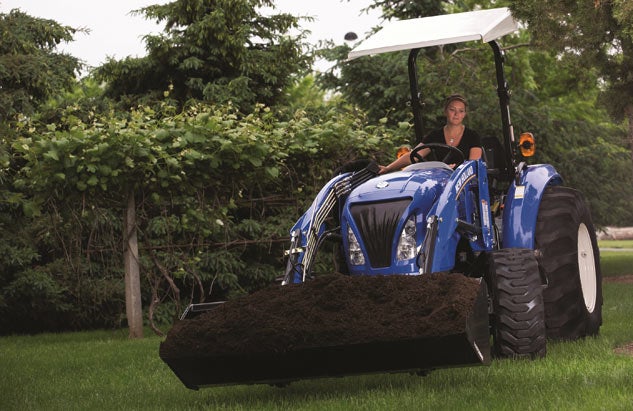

{"left": 348, "top": 8, "right": 519, "bottom": 60}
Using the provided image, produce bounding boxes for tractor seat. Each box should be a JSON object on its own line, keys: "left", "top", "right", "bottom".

{"left": 481, "top": 137, "right": 508, "bottom": 177}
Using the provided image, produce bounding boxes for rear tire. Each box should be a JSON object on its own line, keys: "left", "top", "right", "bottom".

{"left": 487, "top": 249, "right": 547, "bottom": 358}
{"left": 535, "top": 186, "right": 602, "bottom": 339}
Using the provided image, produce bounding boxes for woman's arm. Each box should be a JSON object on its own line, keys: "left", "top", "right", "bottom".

{"left": 469, "top": 146, "right": 482, "bottom": 160}
{"left": 379, "top": 144, "right": 430, "bottom": 174}
{"left": 379, "top": 152, "right": 412, "bottom": 174}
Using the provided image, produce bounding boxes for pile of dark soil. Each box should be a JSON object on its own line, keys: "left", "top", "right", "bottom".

{"left": 160, "top": 273, "right": 482, "bottom": 359}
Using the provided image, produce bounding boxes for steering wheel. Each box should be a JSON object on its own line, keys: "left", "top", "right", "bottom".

{"left": 409, "top": 143, "right": 465, "bottom": 165}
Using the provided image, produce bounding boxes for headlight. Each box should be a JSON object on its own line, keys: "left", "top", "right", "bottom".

{"left": 397, "top": 216, "right": 417, "bottom": 261}
{"left": 347, "top": 226, "right": 365, "bottom": 265}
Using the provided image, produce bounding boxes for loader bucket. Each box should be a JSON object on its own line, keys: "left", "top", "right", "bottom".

{"left": 159, "top": 273, "right": 490, "bottom": 389}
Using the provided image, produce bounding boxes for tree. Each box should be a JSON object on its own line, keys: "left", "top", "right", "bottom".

{"left": 509, "top": 0, "right": 633, "bottom": 181}
{"left": 0, "top": 10, "right": 90, "bottom": 334}
{"left": 0, "top": 8, "right": 85, "bottom": 240}
{"left": 0, "top": 9, "right": 82, "bottom": 122}
{"left": 93, "top": 0, "right": 312, "bottom": 111}
{"left": 361, "top": 0, "right": 445, "bottom": 19}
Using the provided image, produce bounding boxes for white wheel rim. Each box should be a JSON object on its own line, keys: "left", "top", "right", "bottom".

{"left": 577, "top": 223, "right": 597, "bottom": 313}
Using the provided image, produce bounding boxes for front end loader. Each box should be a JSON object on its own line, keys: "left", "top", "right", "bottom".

{"left": 160, "top": 8, "right": 602, "bottom": 389}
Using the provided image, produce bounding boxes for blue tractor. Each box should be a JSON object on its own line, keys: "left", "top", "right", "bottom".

{"left": 161, "top": 8, "right": 602, "bottom": 389}
{"left": 283, "top": 5, "right": 601, "bottom": 345}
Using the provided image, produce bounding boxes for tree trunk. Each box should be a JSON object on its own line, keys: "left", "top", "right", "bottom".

{"left": 627, "top": 105, "right": 633, "bottom": 183}
{"left": 124, "top": 190, "right": 143, "bottom": 339}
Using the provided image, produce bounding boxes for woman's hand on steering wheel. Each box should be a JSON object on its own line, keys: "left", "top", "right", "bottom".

{"left": 409, "top": 143, "right": 464, "bottom": 165}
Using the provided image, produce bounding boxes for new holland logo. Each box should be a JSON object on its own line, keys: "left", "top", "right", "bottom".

{"left": 455, "top": 167, "right": 475, "bottom": 197}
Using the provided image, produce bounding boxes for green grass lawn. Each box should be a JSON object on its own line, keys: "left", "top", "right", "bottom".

{"left": 601, "top": 251, "right": 633, "bottom": 277}
{"left": 598, "top": 240, "right": 633, "bottom": 249}
{"left": 600, "top": 239, "right": 633, "bottom": 277}
{"left": 2, "top": 249, "right": 632, "bottom": 410}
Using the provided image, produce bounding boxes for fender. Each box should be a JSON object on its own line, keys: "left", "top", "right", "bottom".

{"left": 501, "top": 164, "right": 563, "bottom": 249}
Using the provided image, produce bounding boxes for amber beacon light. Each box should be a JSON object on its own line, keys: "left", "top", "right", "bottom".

{"left": 519, "top": 132, "right": 536, "bottom": 157}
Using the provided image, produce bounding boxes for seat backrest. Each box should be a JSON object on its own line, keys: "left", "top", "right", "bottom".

{"left": 481, "top": 137, "right": 507, "bottom": 173}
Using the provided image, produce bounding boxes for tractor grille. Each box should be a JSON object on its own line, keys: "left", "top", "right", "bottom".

{"left": 350, "top": 198, "right": 411, "bottom": 268}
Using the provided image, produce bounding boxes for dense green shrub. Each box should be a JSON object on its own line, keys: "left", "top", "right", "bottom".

{"left": 0, "top": 101, "right": 403, "bottom": 334}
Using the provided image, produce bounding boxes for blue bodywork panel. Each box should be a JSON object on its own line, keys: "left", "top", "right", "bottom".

{"left": 501, "top": 164, "right": 562, "bottom": 249}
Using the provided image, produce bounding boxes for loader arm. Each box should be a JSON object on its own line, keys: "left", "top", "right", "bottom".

{"left": 420, "top": 159, "right": 495, "bottom": 273}
{"left": 282, "top": 161, "right": 380, "bottom": 284}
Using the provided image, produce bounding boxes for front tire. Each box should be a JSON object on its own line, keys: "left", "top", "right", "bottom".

{"left": 535, "top": 186, "right": 602, "bottom": 339}
{"left": 487, "top": 249, "right": 547, "bottom": 358}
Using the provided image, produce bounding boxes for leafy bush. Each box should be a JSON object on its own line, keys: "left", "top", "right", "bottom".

{"left": 1, "top": 100, "right": 403, "bottom": 334}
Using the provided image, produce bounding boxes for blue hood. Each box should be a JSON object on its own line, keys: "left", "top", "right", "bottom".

{"left": 341, "top": 167, "right": 452, "bottom": 275}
